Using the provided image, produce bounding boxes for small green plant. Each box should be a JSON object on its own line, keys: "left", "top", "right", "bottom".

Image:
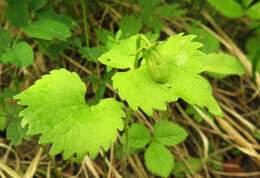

{"left": 124, "top": 121, "right": 188, "bottom": 177}
{"left": 98, "top": 33, "right": 244, "bottom": 116}
{"left": 11, "top": 32, "right": 245, "bottom": 176}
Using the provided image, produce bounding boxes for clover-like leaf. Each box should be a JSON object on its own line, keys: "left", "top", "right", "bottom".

{"left": 6, "top": 117, "right": 29, "bottom": 145}
{"left": 0, "top": 41, "right": 34, "bottom": 67}
{"left": 154, "top": 120, "right": 188, "bottom": 146}
{"left": 123, "top": 123, "right": 152, "bottom": 149}
{"left": 144, "top": 141, "right": 174, "bottom": 177}
{"left": 14, "top": 69, "right": 125, "bottom": 159}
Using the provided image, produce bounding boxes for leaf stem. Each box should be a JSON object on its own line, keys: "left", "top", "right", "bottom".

{"left": 137, "top": 34, "right": 151, "bottom": 47}
{"left": 41, "top": 145, "right": 61, "bottom": 178}
{"left": 122, "top": 108, "right": 132, "bottom": 176}
{"left": 12, "top": 28, "right": 24, "bottom": 47}
{"left": 80, "top": 0, "right": 90, "bottom": 48}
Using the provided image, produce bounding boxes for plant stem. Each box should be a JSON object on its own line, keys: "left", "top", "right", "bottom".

{"left": 122, "top": 108, "right": 132, "bottom": 176}
{"left": 138, "top": 34, "right": 151, "bottom": 47}
{"left": 12, "top": 28, "right": 24, "bottom": 47}
{"left": 41, "top": 145, "right": 61, "bottom": 178}
{"left": 80, "top": 0, "right": 90, "bottom": 48}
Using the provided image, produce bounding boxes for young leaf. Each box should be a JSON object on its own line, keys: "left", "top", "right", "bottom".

{"left": 157, "top": 33, "right": 205, "bottom": 74}
{"left": 144, "top": 141, "right": 174, "bottom": 177}
{"left": 14, "top": 69, "right": 125, "bottom": 159}
{"left": 0, "top": 28, "right": 12, "bottom": 53}
{"left": 111, "top": 34, "right": 222, "bottom": 116}
{"left": 172, "top": 157, "right": 202, "bottom": 177}
{"left": 6, "top": 117, "right": 29, "bottom": 145}
{"left": 0, "top": 42, "right": 34, "bottom": 67}
{"left": 206, "top": 0, "right": 243, "bottom": 18}
{"left": 168, "top": 69, "right": 223, "bottom": 117}
{"left": 246, "top": 2, "right": 260, "bottom": 20}
{"left": 201, "top": 53, "right": 245, "bottom": 75}
{"left": 154, "top": 120, "right": 188, "bottom": 146}
{"left": 112, "top": 65, "right": 178, "bottom": 116}
{"left": 24, "top": 19, "right": 71, "bottom": 41}
{"left": 98, "top": 35, "right": 139, "bottom": 69}
{"left": 123, "top": 123, "right": 152, "bottom": 149}
{"left": 119, "top": 15, "right": 142, "bottom": 39}
{"left": 5, "top": 0, "right": 29, "bottom": 27}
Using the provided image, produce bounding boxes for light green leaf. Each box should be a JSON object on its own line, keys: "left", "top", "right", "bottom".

{"left": 158, "top": 33, "right": 205, "bottom": 74}
{"left": 120, "top": 15, "right": 142, "bottom": 39}
{"left": 0, "top": 28, "right": 12, "bottom": 53}
{"left": 6, "top": 0, "right": 29, "bottom": 27}
{"left": 202, "top": 53, "right": 245, "bottom": 75}
{"left": 110, "top": 33, "right": 222, "bottom": 117}
{"left": 172, "top": 157, "right": 202, "bottom": 177}
{"left": 24, "top": 19, "right": 71, "bottom": 41}
{"left": 144, "top": 141, "right": 174, "bottom": 177}
{"left": 6, "top": 117, "right": 29, "bottom": 145}
{"left": 14, "top": 69, "right": 125, "bottom": 159}
{"left": 167, "top": 69, "right": 223, "bottom": 117}
{"left": 156, "top": 4, "right": 185, "bottom": 18}
{"left": 246, "top": 2, "right": 260, "bottom": 20}
{"left": 98, "top": 35, "right": 138, "bottom": 69}
{"left": 28, "top": 0, "right": 48, "bottom": 11}
{"left": 154, "top": 120, "right": 188, "bottom": 146}
{"left": 206, "top": 0, "right": 243, "bottom": 18}
{"left": 0, "top": 42, "right": 34, "bottom": 67}
{"left": 112, "top": 66, "right": 178, "bottom": 116}
{"left": 189, "top": 28, "right": 220, "bottom": 53}
{"left": 124, "top": 123, "right": 152, "bottom": 148}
